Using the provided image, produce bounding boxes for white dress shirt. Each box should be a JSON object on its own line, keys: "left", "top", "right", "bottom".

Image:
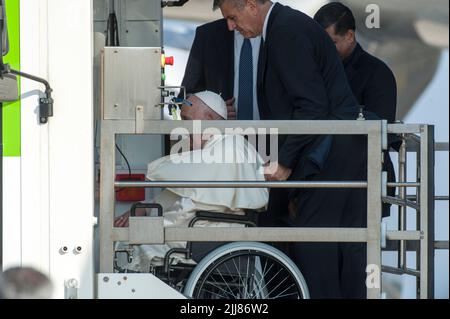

{"left": 263, "top": 2, "right": 275, "bottom": 41}
{"left": 233, "top": 31, "right": 261, "bottom": 120}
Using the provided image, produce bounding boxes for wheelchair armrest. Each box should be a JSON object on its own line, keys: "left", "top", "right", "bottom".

{"left": 189, "top": 210, "right": 257, "bottom": 228}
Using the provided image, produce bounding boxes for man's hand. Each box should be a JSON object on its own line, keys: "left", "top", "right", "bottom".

{"left": 114, "top": 207, "right": 147, "bottom": 227}
{"left": 114, "top": 211, "right": 131, "bottom": 227}
{"left": 226, "top": 97, "right": 236, "bottom": 120}
{"left": 264, "top": 162, "right": 292, "bottom": 181}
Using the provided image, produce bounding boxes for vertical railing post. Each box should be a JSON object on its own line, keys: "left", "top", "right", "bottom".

{"left": 366, "top": 121, "right": 384, "bottom": 299}
{"left": 415, "top": 135, "right": 421, "bottom": 299}
{"left": 419, "top": 125, "right": 435, "bottom": 299}
{"left": 99, "top": 123, "right": 116, "bottom": 272}
{"left": 398, "top": 135, "right": 408, "bottom": 270}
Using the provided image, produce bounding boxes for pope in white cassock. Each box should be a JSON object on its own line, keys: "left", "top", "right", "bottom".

{"left": 115, "top": 91, "right": 268, "bottom": 271}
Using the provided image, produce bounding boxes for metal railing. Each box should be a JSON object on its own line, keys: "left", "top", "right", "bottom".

{"left": 380, "top": 133, "right": 449, "bottom": 299}
{"left": 99, "top": 119, "right": 444, "bottom": 299}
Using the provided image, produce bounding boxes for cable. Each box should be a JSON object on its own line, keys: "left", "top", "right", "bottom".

{"left": 105, "top": 7, "right": 120, "bottom": 46}
{"left": 115, "top": 143, "right": 132, "bottom": 193}
{"left": 115, "top": 143, "right": 131, "bottom": 175}
{"left": 162, "top": 0, "right": 190, "bottom": 7}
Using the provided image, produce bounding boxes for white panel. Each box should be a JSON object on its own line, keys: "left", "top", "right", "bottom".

{"left": 97, "top": 273, "right": 186, "bottom": 299}
{"left": 47, "top": 0, "right": 94, "bottom": 298}
{"left": 2, "top": 158, "right": 21, "bottom": 269}
{"left": 20, "top": 0, "right": 51, "bottom": 274}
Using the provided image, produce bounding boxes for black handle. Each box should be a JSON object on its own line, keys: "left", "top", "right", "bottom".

{"left": 130, "top": 202, "right": 163, "bottom": 217}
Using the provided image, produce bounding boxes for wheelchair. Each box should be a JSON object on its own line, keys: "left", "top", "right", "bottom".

{"left": 114, "top": 202, "right": 310, "bottom": 299}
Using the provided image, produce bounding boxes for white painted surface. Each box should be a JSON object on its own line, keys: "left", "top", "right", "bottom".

{"left": 2, "top": 157, "right": 21, "bottom": 269}
{"left": 46, "top": 0, "right": 94, "bottom": 299}
{"left": 9, "top": 0, "right": 95, "bottom": 298}
{"left": 20, "top": 0, "right": 51, "bottom": 275}
{"left": 97, "top": 273, "right": 186, "bottom": 299}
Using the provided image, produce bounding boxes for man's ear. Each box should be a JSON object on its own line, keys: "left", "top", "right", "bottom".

{"left": 205, "top": 112, "right": 215, "bottom": 120}
{"left": 346, "top": 29, "right": 356, "bottom": 42}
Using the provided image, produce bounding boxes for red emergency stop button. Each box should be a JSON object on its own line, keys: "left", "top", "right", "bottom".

{"left": 161, "top": 55, "right": 175, "bottom": 68}
{"left": 165, "top": 56, "right": 174, "bottom": 66}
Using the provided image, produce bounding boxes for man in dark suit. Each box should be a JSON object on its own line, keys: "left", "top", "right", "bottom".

{"left": 181, "top": 19, "right": 234, "bottom": 109}
{"left": 181, "top": 19, "right": 262, "bottom": 121}
{"left": 314, "top": 3, "right": 397, "bottom": 124}
{"left": 314, "top": 2, "right": 398, "bottom": 298}
{"left": 214, "top": 0, "right": 375, "bottom": 298}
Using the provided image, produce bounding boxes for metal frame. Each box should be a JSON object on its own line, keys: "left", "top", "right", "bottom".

{"left": 381, "top": 127, "right": 449, "bottom": 299}
{"left": 99, "top": 119, "right": 446, "bottom": 299}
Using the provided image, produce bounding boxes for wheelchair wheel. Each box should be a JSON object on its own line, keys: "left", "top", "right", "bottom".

{"left": 183, "top": 242, "right": 309, "bottom": 299}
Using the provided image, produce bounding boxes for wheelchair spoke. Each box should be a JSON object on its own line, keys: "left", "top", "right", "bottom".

{"left": 203, "top": 278, "right": 236, "bottom": 299}
{"left": 253, "top": 267, "right": 283, "bottom": 297}
{"left": 201, "top": 287, "right": 233, "bottom": 299}
{"left": 269, "top": 284, "right": 295, "bottom": 299}
{"left": 265, "top": 273, "right": 288, "bottom": 298}
{"left": 231, "top": 255, "right": 246, "bottom": 297}
{"left": 212, "top": 261, "right": 237, "bottom": 298}
{"left": 251, "top": 258, "right": 274, "bottom": 293}
{"left": 243, "top": 253, "right": 251, "bottom": 298}
{"left": 222, "top": 258, "right": 240, "bottom": 297}
{"left": 271, "top": 285, "right": 299, "bottom": 299}
{"left": 248, "top": 262, "right": 270, "bottom": 298}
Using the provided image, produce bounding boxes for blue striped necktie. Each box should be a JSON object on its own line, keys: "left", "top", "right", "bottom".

{"left": 238, "top": 39, "right": 253, "bottom": 120}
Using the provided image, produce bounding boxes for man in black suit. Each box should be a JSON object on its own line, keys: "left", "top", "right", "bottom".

{"left": 314, "top": 3, "right": 397, "bottom": 125}
{"left": 214, "top": 0, "right": 375, "bottom": 298}
{"left": 181, "top": 19, "right": 262, "bottom": 121}
{"left": 181, "top": 19, "right": 234, "bottom": 112}
{"left": 314, "top": 2, "right": 397, "bottom": 298}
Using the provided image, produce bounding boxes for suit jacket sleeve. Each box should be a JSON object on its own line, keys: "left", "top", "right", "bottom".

{"left": 363, "top": 64, "right": 397, "bottom": 123}
{"left": 270, "top": 28, "right": 332, "bottom": 169}
{"left": 181, "top": 27, "right": 206, "bottom": 94}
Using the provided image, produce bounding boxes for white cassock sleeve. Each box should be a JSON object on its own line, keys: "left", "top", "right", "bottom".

{"left": 147, "top": 135, "right": 268, "bottom": 212}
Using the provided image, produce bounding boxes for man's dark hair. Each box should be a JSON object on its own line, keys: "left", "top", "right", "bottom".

{"left": 313, "top": 2, "right": 356, "bottom": 35}
{"left": 213, "top": 0, "right": 269, "bottom": 11}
